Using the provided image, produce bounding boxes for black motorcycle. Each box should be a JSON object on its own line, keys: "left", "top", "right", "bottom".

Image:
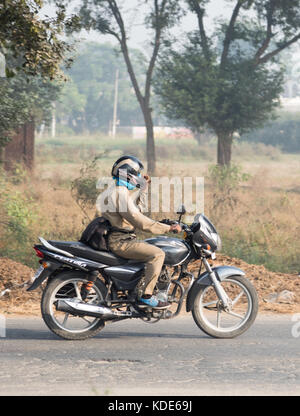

{"left": 27, "top": 207, "right": 258, "bottom": 340}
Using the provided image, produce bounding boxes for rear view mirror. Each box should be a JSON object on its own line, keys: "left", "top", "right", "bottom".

{"left": 176, "top": 205, "right": 186, "bottom": 215}
{"left": 176, "top": 205, "right": 186, "bottom": 222}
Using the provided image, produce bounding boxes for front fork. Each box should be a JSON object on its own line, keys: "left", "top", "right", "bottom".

{"left": 202, "top": 257, "right": 231, "bottom": 310}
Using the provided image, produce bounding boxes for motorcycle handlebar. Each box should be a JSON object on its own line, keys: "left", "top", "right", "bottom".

{"left": 160, "top": 219, "right": 191, "bottom": 233}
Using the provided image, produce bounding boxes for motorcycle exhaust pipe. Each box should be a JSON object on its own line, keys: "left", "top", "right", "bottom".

{"left": 55, "top": 299, "right": 132, "bottom": 319}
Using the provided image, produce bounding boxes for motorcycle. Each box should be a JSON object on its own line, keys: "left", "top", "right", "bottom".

{"left": 27, "top": 206, "right": 258, "bottom": 340}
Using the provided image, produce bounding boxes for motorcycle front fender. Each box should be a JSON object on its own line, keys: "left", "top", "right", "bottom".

{"left": 186, "top": 265, "right": 245, "bottom": 312}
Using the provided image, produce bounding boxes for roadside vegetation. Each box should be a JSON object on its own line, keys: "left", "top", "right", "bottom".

{"left": 0, "top": 134, "right": 299, "bottom": 274}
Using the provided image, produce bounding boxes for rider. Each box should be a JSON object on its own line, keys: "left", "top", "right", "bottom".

{"left": 101, "top": 155, "right": 181, "bottom": 309}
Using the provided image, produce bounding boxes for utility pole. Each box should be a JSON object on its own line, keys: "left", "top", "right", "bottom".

{"left": 51, "top": 102, "right": 56, "bottom": 139}
{"left": 112, "top": 69, "right": 119, "bottom": 138}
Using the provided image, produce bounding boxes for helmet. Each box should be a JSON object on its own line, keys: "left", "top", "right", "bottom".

{"left": 111, "top": 155, "right": 146, "bottom": 188}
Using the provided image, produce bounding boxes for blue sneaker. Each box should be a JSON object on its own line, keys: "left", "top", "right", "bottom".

{"left": 138, "top": 295, "right": 169, "bottom": 309}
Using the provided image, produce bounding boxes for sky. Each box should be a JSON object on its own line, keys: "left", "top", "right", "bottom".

{"left": 42, "top": 0, "right": 233, "bottom": 51}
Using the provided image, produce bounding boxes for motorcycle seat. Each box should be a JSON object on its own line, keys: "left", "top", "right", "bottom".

{"left": 48, "top": 241, "right": 128, "bottom": 266}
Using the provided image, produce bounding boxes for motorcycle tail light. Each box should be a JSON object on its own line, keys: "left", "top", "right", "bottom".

{"left": 34, "top": 247, "right": 44, "bottom": 258}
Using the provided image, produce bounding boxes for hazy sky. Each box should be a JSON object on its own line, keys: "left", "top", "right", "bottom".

{"left": 43, "top": 0, "right": 232, "bottom": 51}
{"left": 42, "top": 0, "right": 299, "bottom": 61}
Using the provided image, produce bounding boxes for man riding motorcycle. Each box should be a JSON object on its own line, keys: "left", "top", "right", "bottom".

{"left": 101, "top": 155, "right": 181, "bottom": 309}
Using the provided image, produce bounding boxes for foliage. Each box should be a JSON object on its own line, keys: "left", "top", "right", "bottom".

{"left": 0, "top": 0, "right": 78, "bottom": 78}
{"left": 0, "top": 0, "right": 79, "bottom": 150}
{"left": 154, "top": 0, "right": 300, "bottom": 165}
{"left": 0, "top": 72, "right": 62, "bottom": 149}
{"left": 71, "top": 152, "right": 108, "bottom": 220}
{"left": 208, "top": 164, "right": 251, "bottom": 213}
{"left": 56, "top": 42, "right": 146, "bottom": 133}
{"left": 0, "top": 170, "right": 37, "bottom": 263}
{"left": 156, "top": 45, "right": 283, "bottom": 136}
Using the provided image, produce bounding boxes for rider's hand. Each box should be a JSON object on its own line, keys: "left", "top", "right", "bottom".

{"left": 170, "top": 224, "right": 182, "bottom": 233}
{"left": 139, "top": 174, "right": 151, "bottom": 191}
{"left": 143, "top": 174, "right": 151, "bottom": 184}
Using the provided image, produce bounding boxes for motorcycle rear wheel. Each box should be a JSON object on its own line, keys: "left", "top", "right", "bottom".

{"left": 192, "top": 275, "right": 258, "bottom": 339}
{"left": 41, "top": 271, "right": 107, "bottom": 340}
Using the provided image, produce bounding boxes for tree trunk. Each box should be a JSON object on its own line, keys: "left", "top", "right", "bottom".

{"left": 217, "top": 132, "right": 233, "bottom": 166}
{"left": 143, "top": 108, "right": 156, "bottom": 175}
{"left": 119, "top": 38, "right": 157, "bottom": 175}
{"left": 3, "top": 121, "right": 35, "bottom": 171}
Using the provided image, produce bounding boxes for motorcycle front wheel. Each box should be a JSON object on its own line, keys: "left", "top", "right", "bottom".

{"left": 192, "top": 275, "right": 258, "bottom": 339}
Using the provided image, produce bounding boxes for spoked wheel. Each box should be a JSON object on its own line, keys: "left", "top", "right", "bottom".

{"left": 41, "top": 271, "right": 107, "bottom": 340}
{"left": 192, "top": 275, "right": 258, "bottom": 338}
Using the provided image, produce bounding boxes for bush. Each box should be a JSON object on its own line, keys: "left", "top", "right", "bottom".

{"left": 0, "top": 172, "right": 37, "bottom": 264}
{"left": 208, "top": 164, "right": 251, "bottom": 214}
{"left": 70, "top": 153, "right": 109, "bottom": 220}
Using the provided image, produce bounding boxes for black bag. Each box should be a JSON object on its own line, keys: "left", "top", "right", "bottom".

{"left": 79, "top": 216, "right": 111, "bottom": 252}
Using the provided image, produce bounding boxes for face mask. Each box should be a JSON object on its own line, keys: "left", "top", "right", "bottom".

{"left": 113, "top": 176, "right": 137, "bottom": 190}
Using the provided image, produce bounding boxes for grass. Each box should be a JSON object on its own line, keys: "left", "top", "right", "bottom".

{"left": 1, "top": 132, "right": 299, "bottom": 273}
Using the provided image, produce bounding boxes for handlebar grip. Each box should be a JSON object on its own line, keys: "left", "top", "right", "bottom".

{"left": 160, "top": 219, "right": 172, "bottom": 225}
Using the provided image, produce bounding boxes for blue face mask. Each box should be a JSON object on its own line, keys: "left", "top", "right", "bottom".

{"left": 113, "top": 173, "right": 141, "bottom": 190}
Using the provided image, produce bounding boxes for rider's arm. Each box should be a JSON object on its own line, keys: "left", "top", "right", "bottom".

{"left": 117, "top": 187, "right": 171, "bottom": 234}
{"left": 136, "top": 189, "right": 148, "bottom": 213}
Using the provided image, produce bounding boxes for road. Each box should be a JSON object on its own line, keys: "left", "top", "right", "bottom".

{"left": 0, "top": 314, "right": 299, "bottom": 396}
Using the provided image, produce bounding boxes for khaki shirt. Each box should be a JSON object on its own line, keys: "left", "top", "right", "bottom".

{"left": 101, "top": 185, "right": 170, "bottom": 235}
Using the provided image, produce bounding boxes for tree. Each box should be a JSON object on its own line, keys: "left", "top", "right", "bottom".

{"left": 0, "top": 71, "right": 62, "bottom": 163}
{"left": 154, "top": 0, "right": 300, "bottom": 165}
{"left": 70, "top": 0, "right": 182, "bottom": 174}
{"left": 0, "top": 0, "right": 76, "bottom": 78}
{"left": 0, "top": 0, "right": 77, "bottom": 150}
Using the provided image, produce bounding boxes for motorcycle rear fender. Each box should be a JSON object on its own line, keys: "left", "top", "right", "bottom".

{"left": 186, "top": 265, "right": 245, "bottom": 312}
{"left": 27, "top": 260, "right": 61, "bottom": 291}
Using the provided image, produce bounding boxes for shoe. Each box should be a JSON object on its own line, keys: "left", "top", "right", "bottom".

{"left": 138, "top": 295, "right": 169, "bottom": 309}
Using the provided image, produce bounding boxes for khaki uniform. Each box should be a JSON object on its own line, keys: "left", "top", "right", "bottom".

{"left": 102, "top": 185, "right": 170, "bottom": 295}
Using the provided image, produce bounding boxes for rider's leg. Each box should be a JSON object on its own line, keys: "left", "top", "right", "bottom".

{"left": 108, "top": 233, "right": 166, "bottom": 306}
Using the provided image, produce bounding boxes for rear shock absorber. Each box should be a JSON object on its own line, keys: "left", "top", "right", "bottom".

{"left": 81, "top": 272, "right": 98, "bottom": 301}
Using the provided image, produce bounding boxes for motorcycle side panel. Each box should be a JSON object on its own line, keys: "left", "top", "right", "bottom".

{"left": 144, "top": 237, "right": 190, "bottom": 266}
{"left": 103, "top": 263, "right": 144, "bottom": 291}
{"left": 185, "top": 266, "right": 245, "bottom": 312}
{"left": 104, "top": 263, "right": 144, "bottom": 281}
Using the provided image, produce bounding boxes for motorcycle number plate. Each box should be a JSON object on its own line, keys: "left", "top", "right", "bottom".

{"left": 32, "top": 266, "right": 44, "bottom": 282}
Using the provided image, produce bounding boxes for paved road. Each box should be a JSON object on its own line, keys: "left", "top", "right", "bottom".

{"left": 0, "top": 314, "right": 299, "bottom": 396}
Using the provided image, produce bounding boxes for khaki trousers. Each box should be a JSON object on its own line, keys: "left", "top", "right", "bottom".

{"left": 108, "top": 232, "right": 165, "bottom": 296}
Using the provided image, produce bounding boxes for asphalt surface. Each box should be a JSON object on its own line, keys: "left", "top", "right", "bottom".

{"left": 0, "top": 313, "right": 299, "bottom": 396}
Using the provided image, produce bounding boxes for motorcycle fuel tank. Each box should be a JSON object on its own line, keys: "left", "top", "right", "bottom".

{"left": 144, "top": 236, "right": 190, "bottom": 266}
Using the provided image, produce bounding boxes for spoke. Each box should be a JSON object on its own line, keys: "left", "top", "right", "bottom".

{"left": 86, "top": 294, "right": 98, "bottom": 303}
{"left": 80, "top": 316, "right": 93, "bottom": 324}
{"left": 232, "top": 291, "right": 244, "bottom": 306}
{"left": 62, "top": 313, "right": 69, "bottom": 326}
{"left": 202, "top": 300, "right": 218, "bottom": 307}
{"left": 73, "top": 282, "right": 82, "bottom": 300}
{"left": 225, "top": 310, "right": 244, "bottom": 320}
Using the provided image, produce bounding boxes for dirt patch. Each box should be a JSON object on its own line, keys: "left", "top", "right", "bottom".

{"left": 0, "top": 255, "right": 299, "bottom": 316}
{"left": 0, "top": 257, "right": 41, "bottom": 315}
